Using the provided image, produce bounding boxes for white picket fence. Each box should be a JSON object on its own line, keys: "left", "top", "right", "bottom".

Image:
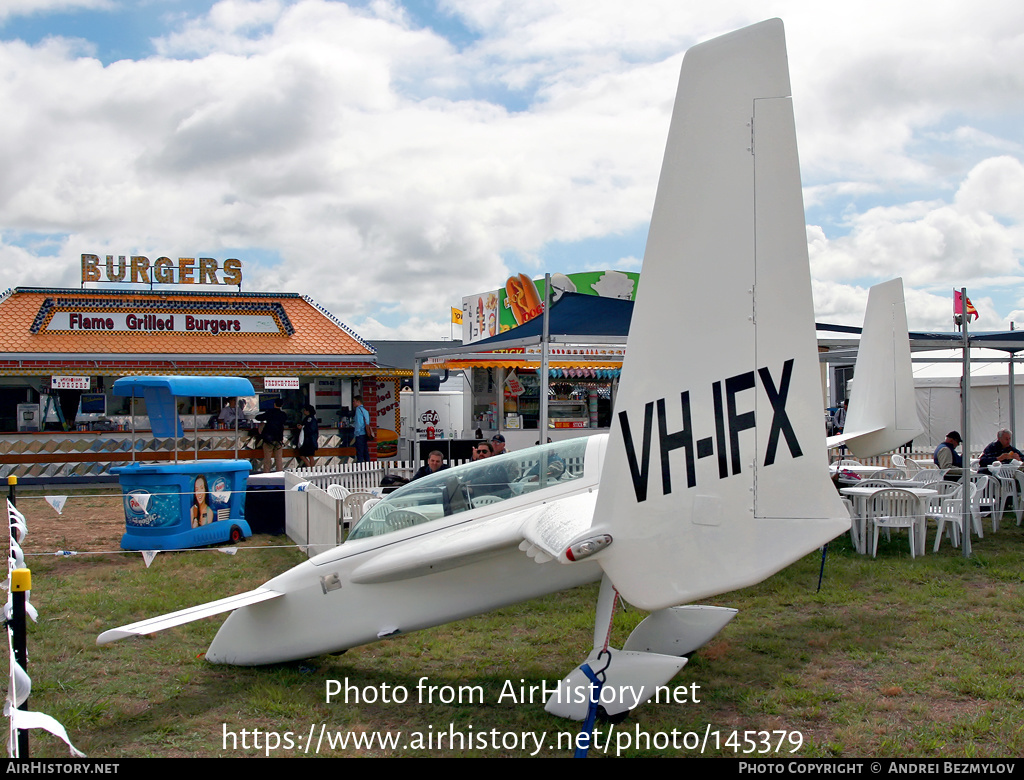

{"left": 283, "top": 459, "right": 472, "bottom": 557}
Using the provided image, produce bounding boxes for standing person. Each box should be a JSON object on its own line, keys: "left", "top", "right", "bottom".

{"left": 256, "top": 398, "right": 287, "bottom": 472}
{"left": 298, "top": 404, "right": 319, "bottom": 468}
{"left": 353, "top": 395, "right": 374, "bottom": 463}
{"left": 832, "top": 400, "right": 848, "bottom": 434}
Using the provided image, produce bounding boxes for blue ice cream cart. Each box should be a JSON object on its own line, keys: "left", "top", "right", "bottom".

{"left": 111, "top": 376, "right": 254, "bottom": 551}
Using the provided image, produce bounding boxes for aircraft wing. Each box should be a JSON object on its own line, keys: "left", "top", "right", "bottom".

{"left": 519, "top": 491, "right": 599, "bottom": 562}
{"left": 97, "top": 587, "right": 283, "bottom": 644}
{"left": 826, "top": 426, "right": 884, "bottom": 450}
{"left": 349, "top": 491, "right": 598, "bottom": 584}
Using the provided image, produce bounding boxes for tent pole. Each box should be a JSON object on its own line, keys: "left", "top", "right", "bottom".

{"left": 962, "top": 288, "right": 971, "bottom": 558}
{"left": 1009, "top": 323, "right": 1016, "bottom": 443}
{"left": 412, "top": 358, "right": 420, "bottom": 463}
{"left": 539, "top": 273, "right": 551, "bottom": 487}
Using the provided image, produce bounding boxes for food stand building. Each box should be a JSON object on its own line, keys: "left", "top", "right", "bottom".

{"left": 0, "top": 286, "right": 404, "bottom": 477}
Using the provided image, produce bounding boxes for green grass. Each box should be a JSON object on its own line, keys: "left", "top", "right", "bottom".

{"left": 10, "top": 496, "right": 1024, "bottom": 758}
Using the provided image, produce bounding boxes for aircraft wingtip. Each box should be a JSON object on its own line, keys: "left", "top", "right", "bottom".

{"left": 97, "top": 629, "right": 135, "bottom": 645}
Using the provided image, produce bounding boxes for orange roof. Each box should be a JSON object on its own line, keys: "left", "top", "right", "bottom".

{"left": 0, "top": 287, "right": 374, "bottom": 358}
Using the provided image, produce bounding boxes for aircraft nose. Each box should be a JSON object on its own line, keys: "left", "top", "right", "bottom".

{"left": 206, "top": 605, "right": 268, "bottom": 665}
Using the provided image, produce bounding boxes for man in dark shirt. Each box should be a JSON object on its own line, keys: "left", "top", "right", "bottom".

{"left": 979, "top": 428, "right": 1024, "bottom": 471}
{"left": 933, "top": 431, "right": 963, "bottom": 470}
{"left": 490, "top": 433, "right": 509, "bottom": 455}
{"left": 256, "top": 398, "right": 287, "bottom": 472}
{"left": 412, "top": 451, "right": 449, "bottom": 481}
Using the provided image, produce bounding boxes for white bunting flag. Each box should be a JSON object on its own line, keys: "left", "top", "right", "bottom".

{"left": 43, "top": 496, "right": 67, "bottom": 515}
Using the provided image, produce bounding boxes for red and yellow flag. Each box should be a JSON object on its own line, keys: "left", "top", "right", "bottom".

{"left": 953, "top": 290, "right": 978, "bottom": 322}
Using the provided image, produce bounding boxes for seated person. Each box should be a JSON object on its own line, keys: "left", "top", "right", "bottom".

{"left": 979, "top": 428, "right": 1024, "bottom": 471}
{"left": 933, "top": 431, "right": 963, "bottom": 470}
{"left": 467, "top": 442, "right": 513, "bottom": 499}
{"left": 519, "top": 453, "right": 566, "bottom": 483}
{"left": 412, "top": 450, "right": 449, "bottom": 481}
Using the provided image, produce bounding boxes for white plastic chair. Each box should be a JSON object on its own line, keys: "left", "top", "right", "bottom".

{"left": 381, "top": 508, "right": 427, "bottom": 533}
{"left": 326, "top": 484, "right": 351, "bottom": 500}
{"left": 841, "top": 497, "right": 860, "bottom": 552}
{"left": 986, "top": 463, "right": 1017, "bottom": 532}
{"left": 890, "top": 453, "right": 909, "bottom": 476}
{"left": 930, "top": 483, "right": 972, "bottom": 552}
{"left": 1014, "top": 470, "right": 1024, "bottom": 526}
{"left": 858, "top": 479, "right": 894, "bottom": 489}
{"left": 973, "top": 474, "right": 999, "bottom": 536}
{"left": 342, "top": 491, "right": 375, "bottom": 525}
{"left": 913, "top": 469, "right": 945, "bottom": 485}
{"left": 870, "top": 488, "right": 923, "bottom": 558}
{"left": 876, "top": 468, "right": 908, "bottom": 481}
{"left": 471, "top": 495, "right": 503, "bottom": 508}
{"left": 965, "top": 475, "right": 989, "bottom": 538}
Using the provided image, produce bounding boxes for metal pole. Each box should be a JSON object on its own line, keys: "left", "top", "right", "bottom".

{"left": 412, "top": 358, "right": 421, "bottom": 464}
{"left": 539, "top": 274, "right": 551, "bottom": 488}
{"left": 11, "top": 566, "right": 30, "bottom": 757}
{"left": 131, "top": 394, "right": 136, "bottom": 462}
{"left": 194, "top": 396, "right": 199, "bottom": 461}
{"left": 962, "top": 287, "right": 972, "bottom": 558}
{"left": 7, "top": 472, "right": 28, "bottom": 756}
{"left": 1009, "top": 323, "right": 1016, "bottom": 443}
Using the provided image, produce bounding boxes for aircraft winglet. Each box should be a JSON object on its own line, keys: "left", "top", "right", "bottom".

{"left": 588, "top": 19, "right": 849, "bottom": 611}
{"left": 829, "top": 278, "right": 924, "bottom": 458}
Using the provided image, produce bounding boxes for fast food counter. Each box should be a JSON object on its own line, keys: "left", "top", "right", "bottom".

{"left": 0, "top": 429, "right": 355, "bottom": 480}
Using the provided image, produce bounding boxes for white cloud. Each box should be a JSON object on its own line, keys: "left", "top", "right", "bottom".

{"left": 0, "top": 0, "right": 113, "bottom": 24}
{"left": 0, "top": 0, "right": 1021, "bottom": 340}
{"left": 809, "top": 157, "right": 1024, "bottom": 298}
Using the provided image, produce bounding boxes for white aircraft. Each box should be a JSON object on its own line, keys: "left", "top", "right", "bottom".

{"left": 100, "top": 19, "right": 892, "bottom": 720}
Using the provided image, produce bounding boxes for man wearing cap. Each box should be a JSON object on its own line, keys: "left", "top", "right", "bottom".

{"left": 490, "top": 434, "right": 509, "bottom": 455}
{"left": 933, "top": 431, "right": 963, "bottom": 470}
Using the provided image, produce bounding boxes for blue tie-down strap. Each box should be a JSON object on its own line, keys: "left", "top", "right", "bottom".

{"left": 574, "top": 651, "right": 610, "bottom": 758}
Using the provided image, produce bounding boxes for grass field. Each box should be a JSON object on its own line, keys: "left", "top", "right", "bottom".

{"left": 10, "top": 489, "right": 1024, "bottom": 758}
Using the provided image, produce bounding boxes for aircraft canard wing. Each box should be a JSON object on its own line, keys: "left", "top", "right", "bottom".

{"left": 588, "top": 19, "right": 849, "bottom": 611}
{"left": 520, "top": 491, "right": 598, "bottom": 562}
{"left": 96, "top": 587, "right": 283, "bottom": 645}
{"left": 837, "top": 278, "right": 924, "bottom": 458}
{"left": 348, "top": 493, "right": 597, "bottom": 585}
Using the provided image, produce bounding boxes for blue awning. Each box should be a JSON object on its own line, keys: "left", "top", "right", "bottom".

{"left": 112, "top": 376, "right": 254, "bottom": 437}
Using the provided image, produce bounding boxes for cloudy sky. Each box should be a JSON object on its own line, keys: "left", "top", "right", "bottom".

{"left": 1, "top": 0, "right": 1022, "bottom": 340}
